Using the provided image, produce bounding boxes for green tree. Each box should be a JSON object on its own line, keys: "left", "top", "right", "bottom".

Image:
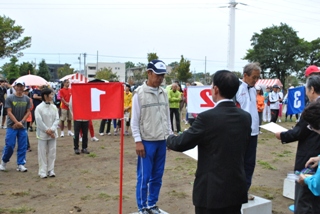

{"left": 125, "top": 61, "right": 135, "bottom": 69}
{"left": 0, "top": 15, "right": 31, "bottom": 59}
{"left": 231, "top": 71, "right": 242, "bottom": 79}
{"left": 174, "top": 55, "right": 192, "bottom": 83}
{"left": 57, "top": 64, "right": 74, "bottom": 78}
{"left": 125, "top": 61, "right": 135, "bottom": 82}
{"left": 147, "top": 53, "right": 158, "bottom": 62}
{"left": 135, "top": 62, "right": 147, "bottom": 80}
{"left": 1, "top": 56, "right": 20, "bottom": 80}
{"left": 95, "top": 67, "right": 119, "bottom": 81}
{"left": 295, "top": 38, "right": 320, "bottom": 78}
{"left": 20, "top": 62, "right": 35, "bottom": 76}
{"left": 244, "top": 23, "right": 305, "bottom": 89}
{"left": 132, "top": 72, "right": 145, "bottom": 85}
{"left": 37, "top": 59, "right": 51, "bottom": 81}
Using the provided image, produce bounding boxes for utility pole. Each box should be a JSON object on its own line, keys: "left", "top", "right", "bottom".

{"left": 83, "top": 53, "right": 87, "bottom": 77}
{"left": 96, "top": 51, "right": 99, "bottom": 75}
{"left": 204, "top": 56, "right": 207, "bottom": 84}
{"left": 78, "top": 54, "right": 81, "bottom": 72}
{"left": 227, "top": 0, "right": 236, "bottom": 72}
{"left": 226, "top": 1, "right": 247, "bottom": 72}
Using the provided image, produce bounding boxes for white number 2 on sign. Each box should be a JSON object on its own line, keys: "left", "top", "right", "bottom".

{"left": 91, "top": 88, "right": 106, "bottom": 112}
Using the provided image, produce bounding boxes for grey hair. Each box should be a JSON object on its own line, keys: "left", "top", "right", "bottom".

{"left": 243, "top": 62, "right": 261, "bottom": 76}
{"left": 306, "top": 75, "right": 320, "bottom": 94}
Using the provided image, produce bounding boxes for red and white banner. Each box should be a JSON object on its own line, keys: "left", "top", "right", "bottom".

{"left": 71, "top": 82, "right": 124, "bottom": 120}
{"left": 60, "top": 72, "right": 89, "bottom": 83}
{"left": 187, "top": 86, "right": 215, "bottom": 114}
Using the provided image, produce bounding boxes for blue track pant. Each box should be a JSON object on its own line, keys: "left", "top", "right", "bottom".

{"left": 2, "top": 128, "right": 27, "bottom": 165}
{"left": 136, "top": 140, "right": 166, "bottom": 210}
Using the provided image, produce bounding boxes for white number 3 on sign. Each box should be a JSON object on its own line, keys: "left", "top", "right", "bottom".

{"left": 91, "top": 88, "right": 106, "bottom": 112}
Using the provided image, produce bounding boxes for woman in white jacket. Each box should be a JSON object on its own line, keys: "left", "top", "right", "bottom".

{"left": 35, "top": 88, "right": 60, "bottom": 178}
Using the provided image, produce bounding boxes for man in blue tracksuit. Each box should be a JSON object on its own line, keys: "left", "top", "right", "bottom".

{"left": 0, "top": 80, "right": 31, "bottom": 172}
{"left": 131, "top": 60, "right": 172, "bottom": 214}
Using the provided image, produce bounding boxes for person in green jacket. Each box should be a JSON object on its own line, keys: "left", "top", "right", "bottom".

{"left": 168, "top": 83, "right": 182, "bottom": 133}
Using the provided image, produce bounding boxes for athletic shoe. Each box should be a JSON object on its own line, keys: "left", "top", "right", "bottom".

{"left": 40, "top": 174, "right": 47, "bottom": 179}
{"left": 60, "top": 132, "right": 65, "bottom": 137}
{"left": 124, "top": 131, "right": 129, "bottom": 136}
{"left": 0, "top": 161, "right": 6, "bottom": 171}
{"left": 107, "top": 132, "right": 111, "bottom": 136}
{"left": 278, "top": 119, "right": 282, "bottom": 122}
{"left": 17, "top": 165, "right": 28, "bottom": 172}
{"left": 114, "top": 131, "right": 118, "bottom": 136}
{"left": 1, "top": 125, "right": 6, "bottom": 129}
{"left": 138, "top": 208, "right": 151, "bottom": 214}
{"left": 68, "top": 131, "right": 74, "bottom": 136}
{"left": 48, "top": 170, "right": 56, "bottom": 177}
{"left": 79, "top": 137, "right": 82, "bottom": 142}
{"left": 99, "top": 133, "right": 105, "bottom": 136}
{"left": 149, "top": 206, "right": 161, "bottom": 214}
{"left": 29, "top": 127, "right": 33, "bottom": 132}
{"left": 259, "top": 131, "right": 263, "bottom": 134}
{"left": 81, "top": 149, "right": 90, "bottom": 154}
{"left": 91, "top": 137, "right": 99, "bottom": 142}
{"left": 74, "top": 149, "right": 80, "bottom": 155}
{"left": 248, "top": 194, "right": 255, "bottom": 200}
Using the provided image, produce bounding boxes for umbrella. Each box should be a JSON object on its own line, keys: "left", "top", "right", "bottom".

{"left": 15, "top": 74, "right": 48, "bottom": 86}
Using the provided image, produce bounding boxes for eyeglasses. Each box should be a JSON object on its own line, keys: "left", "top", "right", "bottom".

{"left": 307, "top": 125, "right": 320, "bottom": 135}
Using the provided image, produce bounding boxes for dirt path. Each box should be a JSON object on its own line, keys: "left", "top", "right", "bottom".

{"left": 0, "top": 119, "right": 297, "bottom": 214}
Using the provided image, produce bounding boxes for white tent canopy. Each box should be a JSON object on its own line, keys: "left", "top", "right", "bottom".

{"left": 60, "top": 73, "right": 88, "bottom": 83}
{"left": 255, "top": 79, "right": 283, "bottom": 88}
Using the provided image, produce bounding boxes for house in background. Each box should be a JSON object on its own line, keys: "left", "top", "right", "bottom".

{"left": 86, "top": 62, "right": 125, "bottom": 82}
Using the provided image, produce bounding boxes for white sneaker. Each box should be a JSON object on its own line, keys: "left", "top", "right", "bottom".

{"left": 17, "top": 165, "right": 27, "bottom": 172}
{"left": 60, "top": 132, "right": 65, "bottom": 137}
{"left": 0, "top": 161, "right": 6, "bottom": 171}
{"left": 107, "top": 132, "right": 111, "bottom": 136}
{"left": 79, "top": 137, "right": 82, "bottom": 142}
{"left": 48, "top": 170, "right": 55, "bottom": 177}
{"left": 39, "top": 174, "right": 47, "bottom": 179}
{"left": 278, "top": 119, "right": 282, "bottom": 122}
{"left": 91, "top": 137, "right": 99, "bottom": 142}
{"left": 68, "top": 131, "right": 74, "bottom": 136}
{"left": 99, "top": 133, "right": 105, "bottom": 136}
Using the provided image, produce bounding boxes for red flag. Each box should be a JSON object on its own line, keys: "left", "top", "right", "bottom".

{"left": 71, "top": 82, "right": 124, "bottom": 120}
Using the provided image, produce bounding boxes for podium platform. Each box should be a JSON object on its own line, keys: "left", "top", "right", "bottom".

{"left": 241, "top": 195, "right": 272, "bottom": 214}
{"left": 130, "top": 196, "right": 271, "bottom": 214}
{"left": 283, "top": 178, "right": 295, "bottom": 200}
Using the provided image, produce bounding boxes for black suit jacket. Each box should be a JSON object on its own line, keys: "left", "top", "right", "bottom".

{"left": 167, "top": 101, "right": 252, "bottom": 209}
{"left": 281, "top": 117, "right": 320, "bottom": 171}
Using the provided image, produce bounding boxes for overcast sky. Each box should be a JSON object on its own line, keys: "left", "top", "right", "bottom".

{"left": 1, "top": 0, "right": 320, "bottom": 75}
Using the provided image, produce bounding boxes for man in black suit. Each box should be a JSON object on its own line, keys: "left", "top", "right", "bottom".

{"left": 166, "top": 70, "right": 252, "bottom": 214}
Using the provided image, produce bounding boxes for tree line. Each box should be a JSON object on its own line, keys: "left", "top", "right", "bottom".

{"left": 1, "top": 14, "right": 318, "bottom": 88}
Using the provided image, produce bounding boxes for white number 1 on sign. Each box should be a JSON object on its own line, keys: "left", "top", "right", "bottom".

{"left": 91, "top": 88, "right": 106, "bottom": 112}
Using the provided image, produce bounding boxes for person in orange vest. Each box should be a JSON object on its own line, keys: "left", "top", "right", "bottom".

{"left": 255, "top": 86, "right": 265, "bottom": 134}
